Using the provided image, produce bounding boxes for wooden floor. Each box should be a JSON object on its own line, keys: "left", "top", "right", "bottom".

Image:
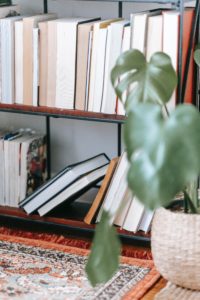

{"left": 142, "top": 278, "right": 167, "bottom": 300}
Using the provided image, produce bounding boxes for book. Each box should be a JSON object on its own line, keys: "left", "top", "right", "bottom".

{"left": 84, "top": 157, "right": 118, "bottom": 224}
{"left": 20, "top": 153, "right": 109, "bottom": 214}
{"left": 138, "top": 209, "right": 154, "bottom": 233}
{"left": 114, "top": 188, "right": 132, "bottom": 227}
{"left": 0, "top": 15, "right": 23, "bottom": 104}
{"left": 55, "top": 17, "right": 100, "bottom": 109}
{"left": 75, "top": 19, "right": 100, "bottom": 110}
{"left": 122, "top": 196, "right": 145, "bottom": 232}
{"left": 38, "top": 21, "right": 48, "bottom": 106}
{"left": 15, "top": 20, "right": 23, "bottom": 104}
{"left": 38, "top": 164, "right": 108, "bottom": 216}
{"left": 23, "top": 13, "right": 57, "bottom": 106}
{"left": 101, "top": 20, "right": 129, "bottom": 115}
{"left": 88, "top": 19, "right": 119, "bottom": 112}
{"left": 33, "top": 28, "right": 39, "bottom": 106}
{"left": 146, "top": 14, "right": 163, "bottom": 61}
{"left": 96, "top": 152, "right": 128, "bottom": 223}
{"left": 92, "top": 27, "right": 108, "bottom": 112}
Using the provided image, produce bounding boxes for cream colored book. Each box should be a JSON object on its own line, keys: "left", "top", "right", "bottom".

{"left": 15, "top": 20, "right": 23, "bottom": 104}
{"left": 1, "top": 16, "right": 23, "bottom": 104}
{"left": 146, "top": 14, "right": 163, "bottom": 61}
{"left": 162, "top": 11, "right": 179, "bottom": 111}
{"left": 92, "top": 27, "right": 107, "bottom": 112}
{"left": 88, "top": 19, "right": 120, "bottom": 112}
{"left": 23, "top": 14, "right": 57, "bottom": 106}
{"left": 46, "top": 20, "right": 58, "bottom": 107}
{"left": 33, "top": 28, "right": 39, "bottom": 106}
{"left": 75, "top": 19, "right": 100, "bottom": 110}
{"left": 38, "top": 22, "right": 49, "bottom": 106}
{"left": 101, "top": 20, "right": 129, "bottom": 115}
{"left": 55, "top": 18, "right": 100, "bottom": 109}
{"left": 122, "top": 196, "right": 145, "bottom": 233}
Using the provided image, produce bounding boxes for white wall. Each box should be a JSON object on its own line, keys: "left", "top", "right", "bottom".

{"left": 4, "top": 0, "right": 168, "bottom": 173}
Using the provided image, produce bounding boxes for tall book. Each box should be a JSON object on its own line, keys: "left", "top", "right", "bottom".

{"left": 88, "top": 19, "right": 119, "bottom": 112}
{"left": 84, "top": 157, "right": 118, "bottom": 224}
{"left": 23, "top": 13, "right": 57, "bottom": 106}
{"left": 75, "top": 19, "right": 100, "bottom": 110}
{"left": 20, "top": 153, "right": 109, "bottom": 214}
{"left": 96, "top": 152, "right": 128, "bottom": 223}
{"left": 0, "top": 16, "right": 23, "bottom": 104}
{"left": 15, "top": 20, "right": 23, "bottom": 104}
{"left": 101, "top": 20, "right": 129, "bottom": 115}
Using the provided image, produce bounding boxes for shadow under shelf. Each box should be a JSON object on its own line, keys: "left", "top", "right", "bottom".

{"left": 0, "top": 203, "right": 151, "bottom": 247}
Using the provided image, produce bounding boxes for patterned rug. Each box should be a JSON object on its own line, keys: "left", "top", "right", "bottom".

{"left": 0, "top": 232, "right": 159, "bottom": 300}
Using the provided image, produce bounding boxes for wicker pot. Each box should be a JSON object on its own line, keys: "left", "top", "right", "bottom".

{"left": 151, "top": 207, "right": 200, "bottom": 290}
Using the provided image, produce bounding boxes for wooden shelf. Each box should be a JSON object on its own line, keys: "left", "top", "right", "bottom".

{"left": 0, "top": 204, "right": 150, "bottom": 245}
{"left": 0, "top": 103, "right": 126, "bottom": 124}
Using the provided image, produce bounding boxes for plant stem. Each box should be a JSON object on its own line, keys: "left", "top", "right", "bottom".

{"left": 163, "top": 105, "right": 170, "bottom": 117}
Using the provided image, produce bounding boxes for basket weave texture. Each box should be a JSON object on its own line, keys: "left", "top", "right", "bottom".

{"left": 155, "top": 282, "right": 200, "bottom": 300}
{"left": 151, "top": 208, "right": 200, "bottom": 290}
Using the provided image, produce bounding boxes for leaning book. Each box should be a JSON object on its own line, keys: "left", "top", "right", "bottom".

{"left": 20, "top": 153, "right": 109, "bottom": 214}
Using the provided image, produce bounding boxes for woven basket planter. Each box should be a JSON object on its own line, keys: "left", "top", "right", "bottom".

{"left": 151, "top": 207, "right": 200, "bottom": 290}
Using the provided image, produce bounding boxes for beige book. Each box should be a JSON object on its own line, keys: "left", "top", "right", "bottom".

{"left": 146, "top": 14, "right": 163, "bottom": 61}
{"left": 15, "top": 20, "right": 23, "bottom": 104}
{"left": 75, "top": 20, "right": 100, "bottom": 110}
{"left": 88, "top": 19, "right": 120, "bottom": 112}
{"left": 46, "top": 20, "right": 58, "bottom": 107}
{"left": 84, "top": 157, "right": 118, "bottom": 224}
{"left": 23, "top": 14, "right": 57, "bottom": 106}
{"left": 39, "top": 22, "right": 48, "bottom": 106}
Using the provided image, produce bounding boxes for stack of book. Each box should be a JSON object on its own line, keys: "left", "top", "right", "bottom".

{"left": 0, "top": 128, "right": 46, "bottom": 208}
{"left": 20, "top": 153, "right": 110, "bottom": 215}
{"left": 0, "top": 5, "right": 194, "bottom": 113}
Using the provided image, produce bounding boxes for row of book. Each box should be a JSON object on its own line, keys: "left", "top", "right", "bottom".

{"left": 0, "top": 128, "right": 46, "bottom": 208}
{"left": 0, "top": 5, "right": 194, "bottom": 114}
{"left": 19, "top": 152, "right": 153, "bottom": 233}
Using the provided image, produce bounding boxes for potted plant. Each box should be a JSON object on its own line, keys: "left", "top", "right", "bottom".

{"left": 86, "top": 47, "right": 200, "bottom": 289}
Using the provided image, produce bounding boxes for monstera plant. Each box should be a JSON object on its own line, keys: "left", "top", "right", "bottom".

{"left": 86, "top": 48, "right": 200, "bottom": 286}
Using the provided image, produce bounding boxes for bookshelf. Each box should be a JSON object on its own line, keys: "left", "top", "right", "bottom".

{"left": 0, "top": 0, "right": 199, "bottom": 245}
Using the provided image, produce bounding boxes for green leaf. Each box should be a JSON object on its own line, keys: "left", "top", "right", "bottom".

{"left": 124, "top": 103, "right": 200, "bottom": 210}
{"left": 85, "top": 210, "right": 121, "bottom": 286}
{"left": 194, "top": 45, "right": 200, "bottom": 67}
{"left": 111, "top": 50, "right": 177, "bottom": 111}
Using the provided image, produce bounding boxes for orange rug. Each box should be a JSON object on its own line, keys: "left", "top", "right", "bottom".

{"left": 0, "top": 229, "right": 159, "bottom": 300}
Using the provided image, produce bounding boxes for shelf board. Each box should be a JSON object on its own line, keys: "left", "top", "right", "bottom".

{"left": 0, "top": 205, "right": 150, "bottom": 245}
{"left": 0, "top": 103, "right": 125, "bottom": 124}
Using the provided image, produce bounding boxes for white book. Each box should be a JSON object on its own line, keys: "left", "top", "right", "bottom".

{"left": 146, "top": 14, "right": 163, "bottom": 61}
{"left": 85, "top": 31, "right": 93, "bottom": 110}
{"left": 101, "top": 20, "right": 129, "bottom": 115}
{"left": 122, "top": 196, "right": 145, "bottom": 232}
{"left": 114, "top": 188, "right": 132, "bottom": 227}
{"left": 55, "top": 18, "right": 97, "bottom": 109}
{"left": 131, "top": 13, "right": 148, "bottom": 53}
{"left": 33, "top": 28, "right": 39, "bottom": 106}
{"left": 21, "top": 153, "right": 109, "bottom": 214}
{"left": 38, "top": 164, "right": 108, "bottom": 216}
{"left": 92, "top": 27, "right": 107, "bottom": 112}
{"left": 138, "top": 209, "right": 154, "bottom": 233}
{"left": 163, "top": 11, "right": 179, "bottom": 111}
{"left": 88, "top": 19, "right": 118, "bottom": 112}
{"left": 15, "top": 20, "right": 23, "bottom": 104}
{"left": 1, "top": 16, "right": 22, "bottom": 104}
{"left": 117, "top": 25, "right": 131, "bottom": 116}
{"left": 96, "top": 152, "right": 128, "bottom": 222}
